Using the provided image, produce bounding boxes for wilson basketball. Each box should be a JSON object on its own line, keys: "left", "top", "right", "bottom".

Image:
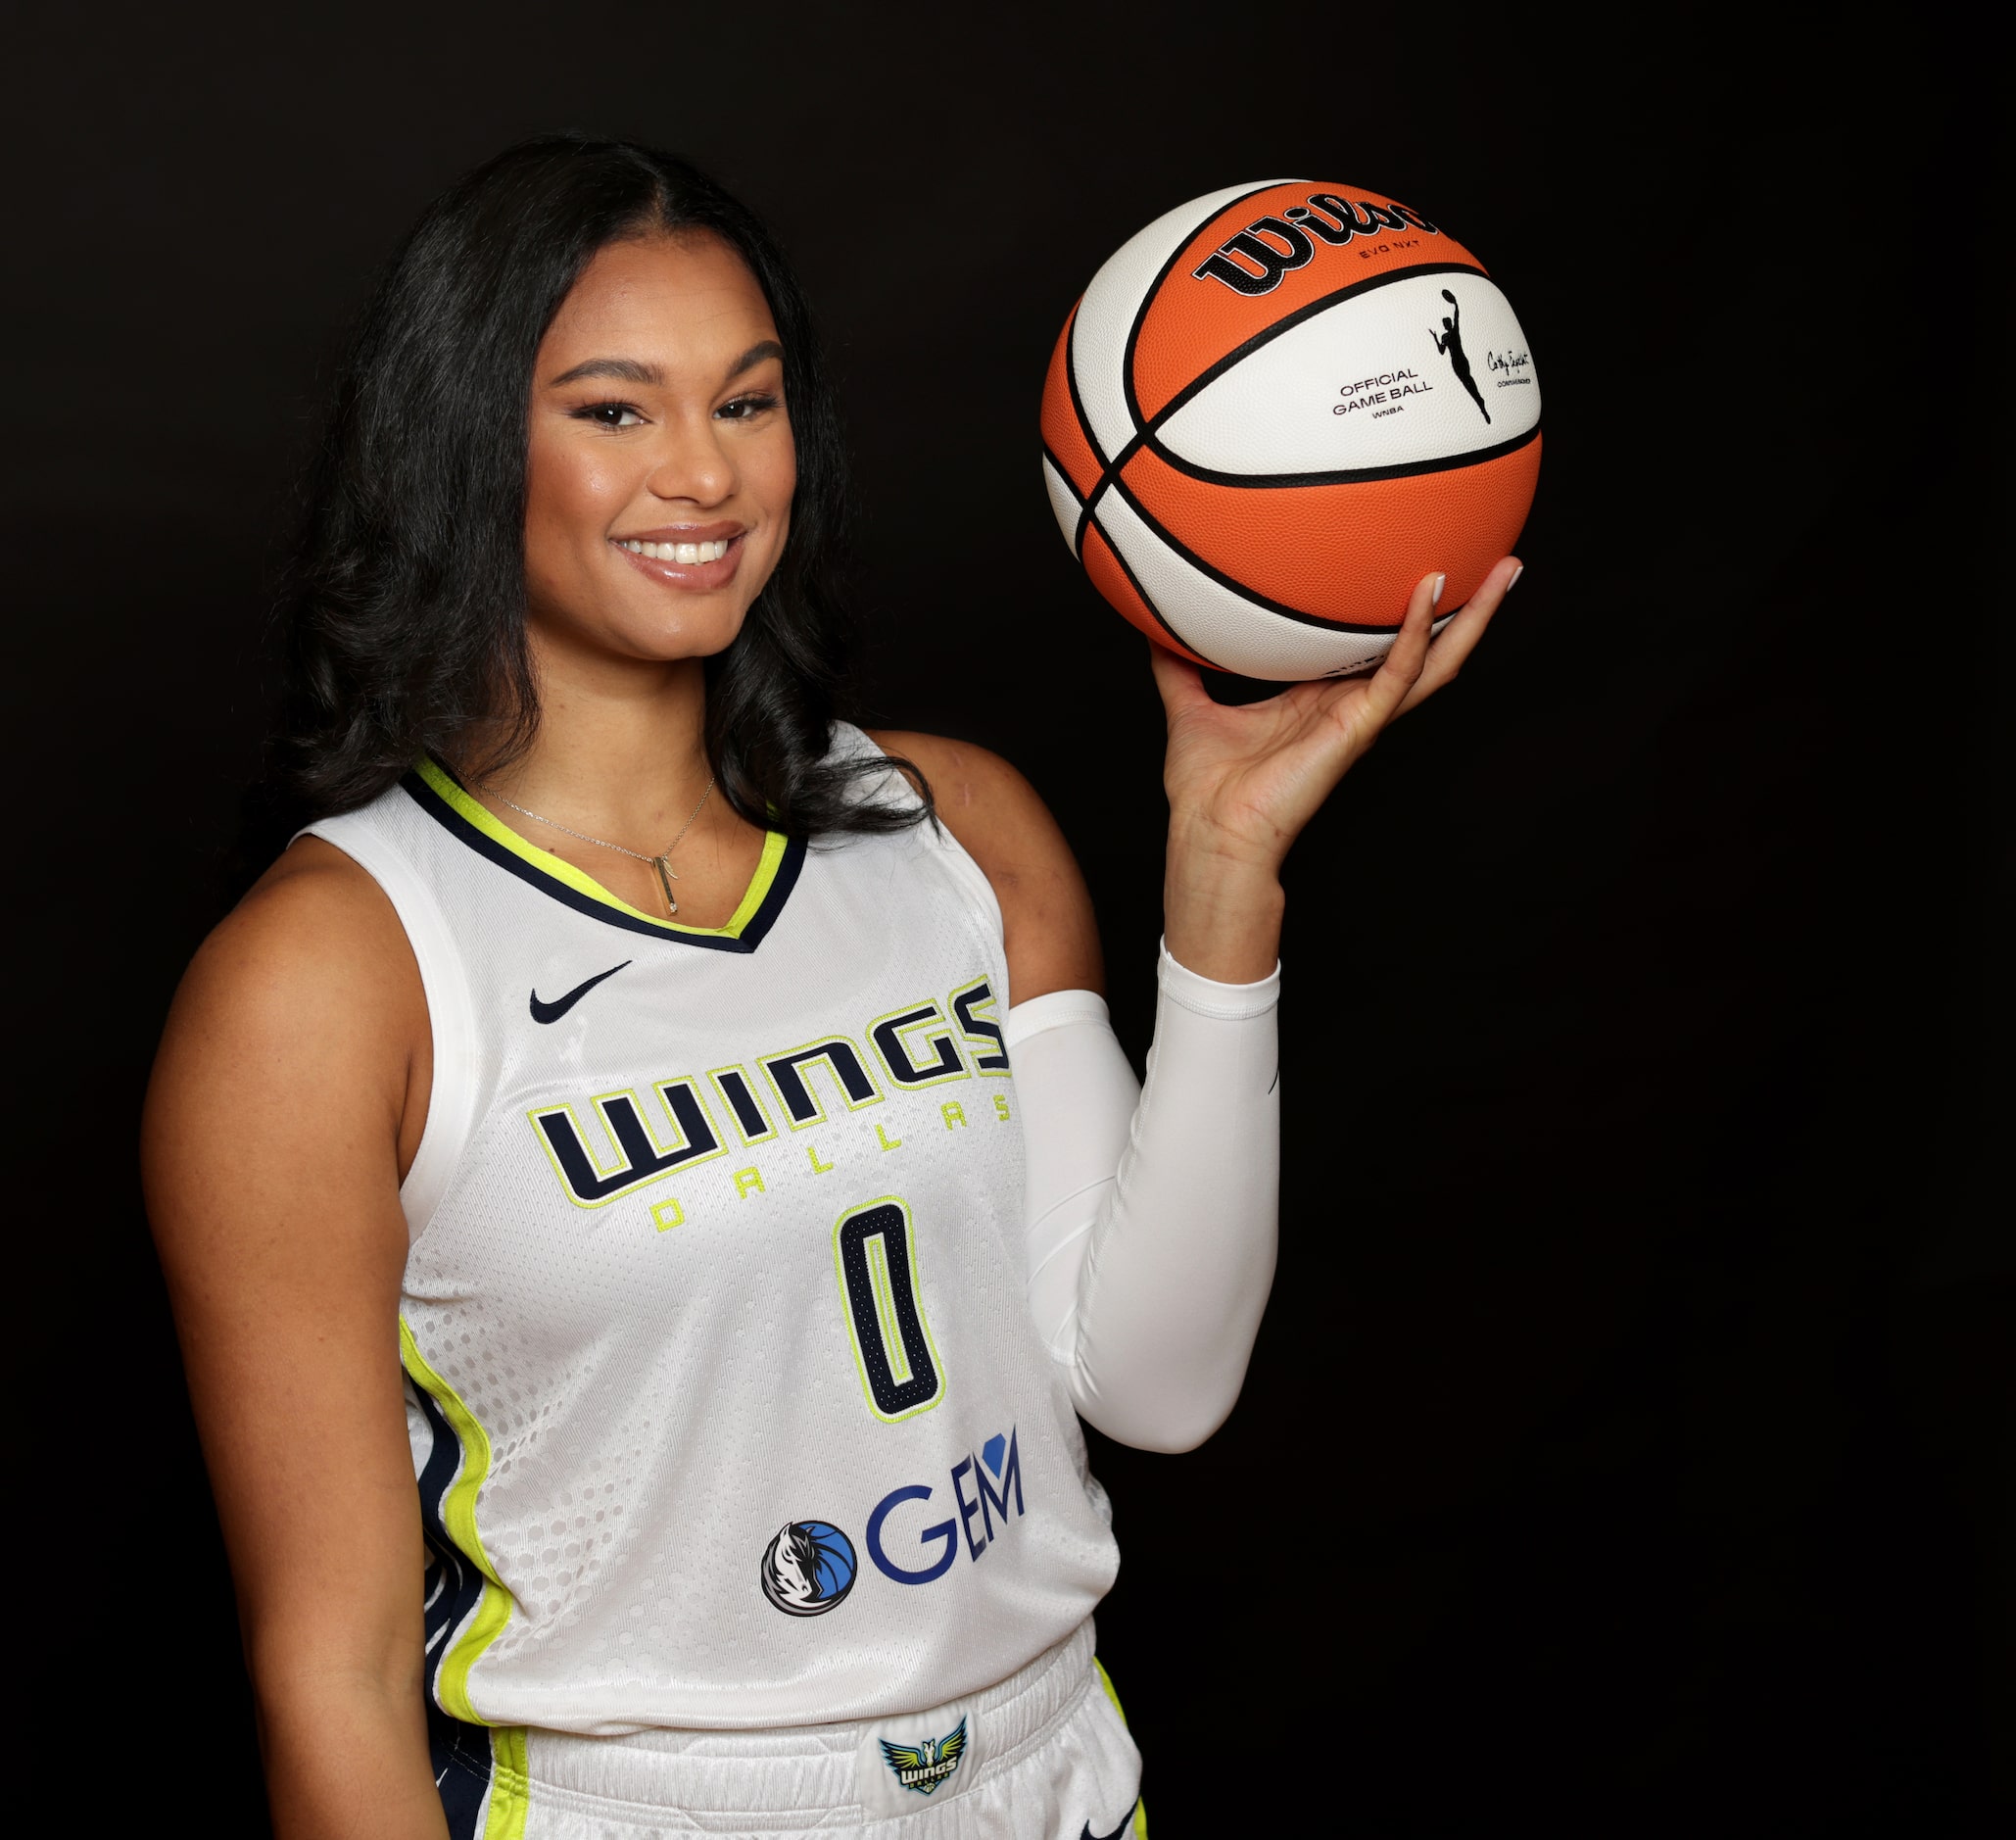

{"left": 1040, "top": 181, "right": 1541, "bottom": 679}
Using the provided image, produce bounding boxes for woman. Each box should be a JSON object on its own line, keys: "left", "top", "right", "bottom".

{"left": 144, "top": 134, "right": 1516, "bottom": 1839}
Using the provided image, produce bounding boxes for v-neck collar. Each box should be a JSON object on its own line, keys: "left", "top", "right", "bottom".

{"left": 403, "top": 756, "right": 804, "bottom": 953}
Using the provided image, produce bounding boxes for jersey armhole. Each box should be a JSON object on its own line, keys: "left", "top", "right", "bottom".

{"left": 297, "top": 817, "right": 480, "bottom": 1244}
{"left": 839, "top": 721, "right": 1010, "bottom": 984}
{"left": 926, "top": 820, "right": 1009, "bottom": 982}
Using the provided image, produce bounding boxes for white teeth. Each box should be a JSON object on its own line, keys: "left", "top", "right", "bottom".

{"left": 619, "top": 538, "right": 732, "bottom": 563}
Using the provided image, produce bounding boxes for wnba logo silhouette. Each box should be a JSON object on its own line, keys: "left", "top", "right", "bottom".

{"left": 1430, "top": 288, "right": 1491, "bottom": 424}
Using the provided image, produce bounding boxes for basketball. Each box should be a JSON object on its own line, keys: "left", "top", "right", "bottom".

{"left": 1040, "top": 181, "right": 1541, "bottom": 680}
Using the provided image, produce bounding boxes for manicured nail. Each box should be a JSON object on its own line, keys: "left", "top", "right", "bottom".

{"left": 1506, "top": 564, "right": 1524, "bottom": 593}
{"left": 1431, "top": 573, "right": 1447, "bottom": 608}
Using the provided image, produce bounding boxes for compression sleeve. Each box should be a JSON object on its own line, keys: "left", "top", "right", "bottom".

{"left": 1005, "top": 946, "right": 1280, "bottom": 1452}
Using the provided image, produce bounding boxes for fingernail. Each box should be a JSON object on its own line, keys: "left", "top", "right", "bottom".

{"left": 1431, "top": 573, "right": 1447, "bottom": 608}
{"left": 1506, "top": 564, "right": 1524, "bottom": 593}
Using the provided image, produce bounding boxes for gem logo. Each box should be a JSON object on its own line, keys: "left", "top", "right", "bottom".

{"left": 759, "top": 1520, "right": 857, "bottom": 1617}
{"left": 867, "top": 1427, "right": 1025, "bottom": 1585}
{"left": 880, "top": 1717, "right": 969, "bottom": 1795}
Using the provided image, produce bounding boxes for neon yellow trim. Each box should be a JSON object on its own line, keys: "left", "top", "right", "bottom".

{"left": 832, "top": 1195, "right": 946, "bottom": 1424}
{"left": 415, "top": 755, "right": 786, "bottom": 939}
{"left": 719, "top": 830, "right": 789, "bottom": 933}
{"left": 483, "top": 1726, "right": 530, "bottom": 1840}
{"left": 1093, "top": 1659, "right": 1149, "bottom": 1839}
{"left": 400, "top": 1318, "right": 513, "bottom": 1724}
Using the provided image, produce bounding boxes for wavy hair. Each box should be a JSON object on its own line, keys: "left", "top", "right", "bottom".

{"left": 264, "top": 132, "right": 925, "bottom": 851}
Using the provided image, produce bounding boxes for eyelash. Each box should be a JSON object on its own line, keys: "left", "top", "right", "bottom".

{"left": 570, "top": 393, "right": 781, "bottom": 430}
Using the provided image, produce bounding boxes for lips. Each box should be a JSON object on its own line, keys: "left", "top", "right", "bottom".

{"left": 610, "top": 528, "right": 746, "bottom": 591}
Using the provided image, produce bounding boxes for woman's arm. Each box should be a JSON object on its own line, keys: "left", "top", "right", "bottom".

{"left": 873, "top": 558, "right": 1518, "bottom": 1448}
{"left": 142, "top": 842, "right": 448, "bottom": 1840}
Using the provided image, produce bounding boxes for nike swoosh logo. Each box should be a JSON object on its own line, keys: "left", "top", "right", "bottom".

{"left": 1080, "top": 1801, "right": 1138, "bottom": 1840}
{"left": 529, "top": 960, "right": 632, "bottom": 1024}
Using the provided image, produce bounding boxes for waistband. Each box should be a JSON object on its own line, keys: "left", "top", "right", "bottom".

{"left": 515, "top": 1617, "right": 1098, "bottom": 1815}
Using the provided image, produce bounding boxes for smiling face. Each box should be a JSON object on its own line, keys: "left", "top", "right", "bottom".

{"left": 522, "top": 231, "right": 795, "bottom": 670}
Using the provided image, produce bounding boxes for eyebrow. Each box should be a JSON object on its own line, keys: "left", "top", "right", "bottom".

{"left": 546, "top": 340, "right": 785, "bottom": 390}
{"left": 548, "top": 356, "right": 662, "bottom": 387}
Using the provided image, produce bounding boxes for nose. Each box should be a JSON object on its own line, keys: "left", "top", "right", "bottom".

{"left": 645, "top": 411, "right": 736, "bottom": 508}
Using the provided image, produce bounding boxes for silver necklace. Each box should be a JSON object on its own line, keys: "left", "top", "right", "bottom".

{"left": 480, "top": 773, "right": 717, "bottom": 916}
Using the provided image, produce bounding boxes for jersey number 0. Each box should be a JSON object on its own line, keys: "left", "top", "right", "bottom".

{"left": 833, "top": 1196, "right": 945, "bottom": 1422}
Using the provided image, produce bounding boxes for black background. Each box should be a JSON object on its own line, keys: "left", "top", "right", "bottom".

{"left": 10, "top": 5, "right": 2008, "bottom": 1834}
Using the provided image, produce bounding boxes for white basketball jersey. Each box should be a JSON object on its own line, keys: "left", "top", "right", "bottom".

{"left": 307, "top": 727, "right": 1120, "bottom": 1737}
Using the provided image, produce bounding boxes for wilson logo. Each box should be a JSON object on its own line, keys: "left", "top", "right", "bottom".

{"left": 1192, "top": 192, "right": 1443, "bottom": 297}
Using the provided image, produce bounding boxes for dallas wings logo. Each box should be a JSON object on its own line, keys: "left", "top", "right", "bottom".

{"left": 880, "top": 1718, "right": 969, "bottom": 1795}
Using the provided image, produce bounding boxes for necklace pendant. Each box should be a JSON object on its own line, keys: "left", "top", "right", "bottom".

{"left": 652, "top": 855, "right": 680, "bottom": 918}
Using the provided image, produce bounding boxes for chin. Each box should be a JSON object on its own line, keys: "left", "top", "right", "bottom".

{"left": 618, "top": 602, "right": 752, "bottom": 663}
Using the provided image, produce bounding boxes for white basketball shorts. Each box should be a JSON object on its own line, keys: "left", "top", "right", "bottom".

{"left": 431, "top": 1619, "right": 1146, "bottom": 1839}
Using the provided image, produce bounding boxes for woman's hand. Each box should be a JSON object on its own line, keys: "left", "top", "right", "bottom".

{"left": 1154, "top": 556, "right": 1521, "bottom": 981}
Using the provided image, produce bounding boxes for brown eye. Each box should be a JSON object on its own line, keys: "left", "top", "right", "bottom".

{"left": 572, "top": 401, "right": 645, "bottom": 428}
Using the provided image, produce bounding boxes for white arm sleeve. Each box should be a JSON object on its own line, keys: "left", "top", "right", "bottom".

{"left": 1005, "top": 945, "right": 1280, "bottom": 1452}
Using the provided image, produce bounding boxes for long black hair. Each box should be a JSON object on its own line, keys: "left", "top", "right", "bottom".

{"left": 265, "top": 132, "right": 925, "bottom": 851}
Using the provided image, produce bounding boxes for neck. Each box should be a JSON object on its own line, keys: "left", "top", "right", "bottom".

{"left": 471, "top": 633, "right": 716, "bottom": 848}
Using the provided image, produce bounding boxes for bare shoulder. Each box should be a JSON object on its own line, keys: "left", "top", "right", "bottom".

{"left": 145, "top": 837, "right": 429, "bottom": 1189}
{"left": 169, "top": 838, "right": 419, "bottom": 1043}
{"left": 867, "top": 731, "right": 1043, "bottom": 836}
{"left": 866, "top": 730, "right": 1104, "bottom": 1002}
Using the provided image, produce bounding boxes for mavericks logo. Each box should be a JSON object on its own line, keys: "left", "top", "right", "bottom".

{"left": 759, "top": 1520, "right": 857, "bottom": 1617}
{"left": 881, "top": 1718, "right": 969, "bottom": 1795}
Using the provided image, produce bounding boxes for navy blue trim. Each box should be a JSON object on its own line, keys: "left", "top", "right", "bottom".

{"left": 411, "top": 1382, "right": 495, "bottom": 1835}
{"left": 412, "top": 1385, "right": 483, "bottom": 1714}
{"left": 429, "top": 1702, "right": 495, "bottom": 1840}
{"left": 400, "top": 768, "right": 806, "bottom": 953}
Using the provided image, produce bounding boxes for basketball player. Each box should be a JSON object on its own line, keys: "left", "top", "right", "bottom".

{"left": 1432, "top": 288, "right": 1492, "bottom": 424}
{"left": 143, "top": 136, "right": 1517, "bottom": 1840}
